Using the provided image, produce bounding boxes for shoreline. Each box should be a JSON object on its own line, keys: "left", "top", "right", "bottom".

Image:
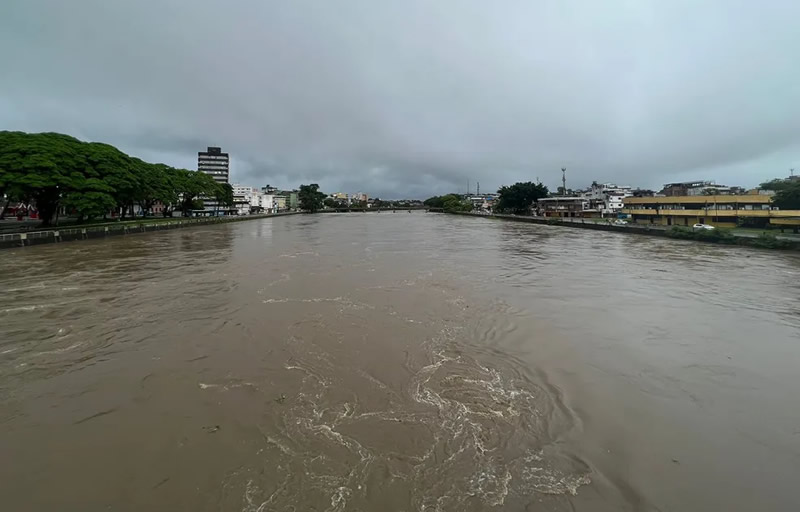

{"left": 445, "top": 211, "right": 800, "bottom": 250}
{"left": 4, "top": 210, "right": 797, "bottom": 252}
{"left": 0, "top": 212, "right": 303, "bottom": 250}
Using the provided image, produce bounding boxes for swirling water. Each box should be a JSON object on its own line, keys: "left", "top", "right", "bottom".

{"left": 1, "top": 213, "right": 799, "bottom": 511}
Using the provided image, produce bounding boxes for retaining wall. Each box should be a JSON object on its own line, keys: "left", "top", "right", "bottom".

{"left": 447, "top": 212, "right": 800, "bottom": 250}
{"left": 0, "top": 212, "right": 302, "bottom": 250}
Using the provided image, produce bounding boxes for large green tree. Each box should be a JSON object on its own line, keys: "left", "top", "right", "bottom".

{"left": 495, "top": 182, "right": 549, "bottom": 214}
{"left": 0, "top": 130, "right": 222, "bottom": 224}
{"left": 760, "top": 179, "right": 793, "bottom": 192}
{"left": 0, "top": 132, "right": 90, "bottom": 226}
{"left": 131, "top": 160, "right": 173, "bottom": 216}
{"left": 442, "top": 196, "right": 473, "bottom": 212}
{"left": 86, "top": 142, "right": 135, "bottom": 219}
{"left": 215, "top": 183, "right": 234, "bottom": 213}
{"left": 298, "top": 184, "right": 326, "bottom": 212}
{"left": 772, "top": 181, "right": 800, "bottom": 210}
{"left": 175, "top": 169, "right": 218, "bottom": 215}
{"left": 0, "top": 134, "right": 30, "bottom": 219}
{"left": 424, "top": 194, "right": 464, "bottom": 209}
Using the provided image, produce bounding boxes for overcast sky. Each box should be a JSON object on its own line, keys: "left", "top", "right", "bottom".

{"left": 2, "top": 0, "right": 799, "bottom": 198}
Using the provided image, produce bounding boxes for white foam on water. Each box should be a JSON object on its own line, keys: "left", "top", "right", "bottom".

{"left": 241, "top": 479, "right": 267, "bottom": 512}
{"left": 1, "top": 305, "right": 40, "bottom": 314}
{"left": 328, "top": 486, "right": 351, "bottom": 512}
{"left": 469, "top": 465, "right": 513, "bottom": 507}
{"left": 232, "top": 317, "right": 589, "bottom": 511}
{"left": 198, "top": 381, "right": 257, "bottom": 391}
{"left": 33, "top": 341, "right": 85, "bottom": 356}
{"left": 278, "top": 251, "right": 319, "bottom": 258}
{"left": 1, "top": 298, "right": 92, "bottom": 314}
{"left": 519, "top": 451, "right": 592, "bottom": 496}
{"left": 5, "top": 283, "right": 46, "bottom": 292}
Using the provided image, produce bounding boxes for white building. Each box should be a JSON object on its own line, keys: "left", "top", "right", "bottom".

{"left": 231, "top": 184, "right": 275, "bottom": 215}
{"left": 583, "top": 183, "right": 633, "bottom": 214}
{"left": 258, "top": 194, "right": 275, "bottom": 213}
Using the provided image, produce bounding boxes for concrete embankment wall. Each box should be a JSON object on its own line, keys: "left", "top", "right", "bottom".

{"left": 0, "top": 212, "right": 302, "bottom": 250}
{"left": 447, "top": 212, "right": 800, "bottom": 250}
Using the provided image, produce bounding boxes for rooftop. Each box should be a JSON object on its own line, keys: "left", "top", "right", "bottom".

{"left": 538, "top": 196, "right": 586, "bottom": 202}
{"left": 663, "top": 180, "right": 713, "bottom": 187}
{"left": 625, "top": 195, "right": 771, "bottom": 204}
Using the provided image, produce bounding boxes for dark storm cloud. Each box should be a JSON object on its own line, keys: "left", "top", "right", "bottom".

{"left": 2, "top": 0, "right": 799, "bottom": 197}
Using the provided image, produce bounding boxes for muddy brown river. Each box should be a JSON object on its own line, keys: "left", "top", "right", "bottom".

{"left": 1, "top": 213, "right": 799, "bottom": 511}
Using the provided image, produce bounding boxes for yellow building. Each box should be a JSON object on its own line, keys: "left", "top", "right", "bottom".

{"left": 622, "top": 195, "right": 800, "bottom": 229}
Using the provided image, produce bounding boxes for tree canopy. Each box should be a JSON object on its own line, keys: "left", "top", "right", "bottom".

{"left": 772, "top": 181, "right": 800, "bottom": 210}
{"left": 215, "top": 183, "right": 235, "bottom": 210}
{"left": 298, "top": 184, "right": 326, "bottom": 212}
{"left": 495, "top": 182, "right": 549, "bottom": 214}
{"left": 0, "top": 131, "right": 224, "bottom": 225}
{"left": 760, "top": 179, "right": 793, "bottom": 192}
{"left": 422, "top": 194, "right": 472, "bottom": 212}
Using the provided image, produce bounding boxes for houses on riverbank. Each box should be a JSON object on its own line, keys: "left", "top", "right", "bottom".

{"left": 532, "top": 177, "right": 800, "bottom": 232}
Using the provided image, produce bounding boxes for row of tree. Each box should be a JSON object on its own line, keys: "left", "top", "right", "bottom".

{"left": 424, "top": 182, "right": 549, "bottom": 214}
{"left": 0, "top": 131, "right": 234, "bottom": 226}
{"left": 422, "top": 194, "right": 473, "bottom": 212}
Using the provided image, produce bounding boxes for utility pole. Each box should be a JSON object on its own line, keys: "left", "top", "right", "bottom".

{"left": 561, "top": 168, "right": 567, "bottom": 195}
{"left": 791, "top": 168, "right": 795, "bottom": 177}
{"left": 477, "top": 182, "right": 480, "bottom": 196}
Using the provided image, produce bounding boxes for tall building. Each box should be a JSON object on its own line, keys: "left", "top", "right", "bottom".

{"left": 197, "top": 146, "right": 229, "bottom": 212}
{"left": 198, "top": 146, "right": 229, "bottom": 184}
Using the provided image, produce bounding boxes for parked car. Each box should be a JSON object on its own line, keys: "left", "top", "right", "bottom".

{"left": 692, "top": 223, "right": 715, "bottom": 230}
{"left": 613, "top": 219, "right": 628, "bottom": 225}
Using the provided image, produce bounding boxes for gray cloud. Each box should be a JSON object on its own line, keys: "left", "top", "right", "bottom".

{"left": 2, "top": 0, "right": 799, "bottom": 197}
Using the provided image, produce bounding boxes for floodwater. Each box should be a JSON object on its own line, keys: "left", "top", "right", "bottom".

{"left": 1, "top": 213, "right": 799, "bottom": 511}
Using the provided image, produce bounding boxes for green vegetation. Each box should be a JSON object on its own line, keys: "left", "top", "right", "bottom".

{"left": 759, "top": 178, "right": 800, "bottom": 210}
{"left": 215, "top": 183, "right": 234, "bottom": 213}
{"left": 495, "top": 182, "right": 549, "bottom": 214}
{"left": 423, "top": 194, "right": 458, "bottom": 208}
{"left": 423, "top": 194, "right": 472, "bottom": 212}
{"left": 772, "top": 182, "right": 800, "bottom": 210}
{"left": 0, "top": 131, "right": 224, "bottom": 225}
{"left": 298, "top": 184, "right": 326, "bottom": 212}
{"left": 443, "top": 198, "right": 472, "bottom": 212}
{"left": 666, "top": 226, "right": 736, "bottom": 244}
{"left": 759, "top": 179, "right": 793, "bottom": 192}
{"left": 749, "top": 233, "right": 793, "bottom": 249}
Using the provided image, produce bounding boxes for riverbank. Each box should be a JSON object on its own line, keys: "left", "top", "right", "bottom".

{"left": 447, "top": 211, "right": 800, "bottom": 250}
{"left": 0, "top": 212, "right": 302, "bottom": 250}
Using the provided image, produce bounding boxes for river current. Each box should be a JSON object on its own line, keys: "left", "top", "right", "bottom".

{"left": 1, "top": 213, "right": 799, "bottom": 511}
